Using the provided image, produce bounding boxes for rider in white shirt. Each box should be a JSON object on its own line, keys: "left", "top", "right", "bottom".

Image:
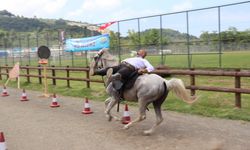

{"left": 122, "top": 56, "right": 154, "bottom": 73}
{"left": 91, "top": 49, "right": 154, "bottom": 101}
{"left": 91, "top": 49, "right": 154, "bottom": 81}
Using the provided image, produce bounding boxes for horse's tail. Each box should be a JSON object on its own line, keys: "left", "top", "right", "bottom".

{"left": 164, "top": 78, "right": 197, "bottom": 104}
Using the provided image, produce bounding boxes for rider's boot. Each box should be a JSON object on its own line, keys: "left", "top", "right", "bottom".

{"left": 90, "top": 68, "right": 108, "bottom": 76}
{"left": 109, "top": 73, "right": 123, "bottom": 91}
{"left": 97, "top": 68, "right": 109, "bottom": 76}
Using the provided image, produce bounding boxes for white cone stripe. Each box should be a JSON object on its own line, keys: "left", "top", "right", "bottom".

{"left": 22, "top": 93, "right": 26, "bottom": 97}
{"left": 123, "top": 111, "right": 130, "bottom": 117}
{"left": 84, "top": 103, "right": 90, "bottom": 108}
{"left": 52, "top": 98, "right": 58, "bottom": 102}
{"left": 0, "top": 143, "right": 7, "bottom": 150}
{"left": 2, "top": 89, "right": 6, "bottom": 93}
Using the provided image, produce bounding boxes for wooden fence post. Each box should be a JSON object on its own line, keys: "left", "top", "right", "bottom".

{"left": 86, "top": 68, "right": 90, "bottom": 88}
{"left": 26, "top": 65, "right": 30, "bottom": 83}
{"left": 38, "top": 65, "right": 42, "bottom": 84}
{"left": 235, "top": 69, "right": 241, "bottom": 108}
{"left": 5, "top": 64, "right": 9, "bottom": 79}
{"left": 66, "top": 65, "right": 70, "bottom": 87}
{"left": 190, "top": 68, "right": 195, "bottom": 96}
{"left": 52, "top": 65, "right": 56, "bottom": 85}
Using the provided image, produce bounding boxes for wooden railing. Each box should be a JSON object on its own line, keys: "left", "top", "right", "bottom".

{"left": 0, "top": 65, "right": 103, "bottom": 88}
{"left": 1, "top": 65, "right": 250, "bottom": 108}
{"left": 154, "top": 68, "right": 250, "bottom": 108}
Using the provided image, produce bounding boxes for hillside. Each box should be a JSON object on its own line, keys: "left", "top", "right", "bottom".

{"left": 0, "top": 10, "right": 98, "bottom": 34}
{"left": 0, "top": 10, "right": 249, "bottom": 52}
{"left": 0, "top": 10, "right": 196, "bottom": 40}
{"left": 142, "top": 28, "right": 198, "bottom": 41}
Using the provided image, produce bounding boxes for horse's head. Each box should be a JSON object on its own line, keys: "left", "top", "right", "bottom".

{"left": 90, "top": 48, "right": 119, "bottom": 69}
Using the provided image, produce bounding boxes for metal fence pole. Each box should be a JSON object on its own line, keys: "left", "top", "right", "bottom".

{"left": 117, "top": 21, "right": 121, "bottom": 62}
{"left": 18, "top": 35, "right": 22, "bottom": 65}
{"left": 218, "top": 6, "right": 222, "bottom": 68}
{"left": 27, "top": 35, "right": 31, "bottom": 65}
{"left": 160, "top": 15, "right": 164, "bottom": 65}
{"left": 59, "top": 49, "right": 62, "bottom": 67}
{"left": 36, "top": 32, "right": 39, "bottom": 63}
{"left": 12, "top": 37, "right": 14, "bottom": 66}
{"left": 137, "top": 18, "right": 141, "bottom": 50}
{"left": 186, "top": 11, "right": 191, "bottom": 68}
{"left": 58, "top": 30, "right": 62, "bottom": 67}
{"left": 46, "top": 31, "right": 51, "bottom": 66}
{"left": 3, "top": 38, "right": 7, "bottom": 65}
{"left": 71, "top": 52, "right": 74, "bottom": 67}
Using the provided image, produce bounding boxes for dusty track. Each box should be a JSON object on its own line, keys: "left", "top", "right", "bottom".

{"left": 0, "top": 88, "right": 250, "bottom": 150}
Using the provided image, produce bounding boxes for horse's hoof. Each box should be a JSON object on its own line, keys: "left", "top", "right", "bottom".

{"left": 143, "top": 130, "right": 152, "bottom": 136}
{"left": 113, "top": 116, "right": 122, "bottom": 121}
{"left": 106, "top": 115, "right": 113, "bottom": 121}
{"left": 123, "top": 125, "right": 129, "bottom": 130}
{"left": 108, "top": 116, "right": 113, "bottom": 121}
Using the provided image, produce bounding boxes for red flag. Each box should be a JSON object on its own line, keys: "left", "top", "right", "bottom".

{"left": 98, "top": 21, "right": 116, "bottom": 31}
{"left": 9, "top": 62, "right": 20, "bottom": 79}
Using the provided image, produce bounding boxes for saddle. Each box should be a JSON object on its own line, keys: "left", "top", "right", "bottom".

{"left": 122, "top": 71, "right": 139, "bottom": 90}
{"left": 112, "top": 71, "right": 140, "bottom": 99}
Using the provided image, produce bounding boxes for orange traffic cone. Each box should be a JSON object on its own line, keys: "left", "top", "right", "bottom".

{"left": 0, "top": 132, "right": 7, "bottom": 150}
{"left": 122, "top": 104, "right": 131, "bottom": 124}
{"left": 50, "top": 93, "right": 60, "bottom": 107}
{"left": 1, "top": 86, "right": 9, "bottom": 97}
{"left": 82, "top": 97, "right": 93, "bottom": 114}
{"left": 20, "top": 89, "right": 29, "bottom": 101}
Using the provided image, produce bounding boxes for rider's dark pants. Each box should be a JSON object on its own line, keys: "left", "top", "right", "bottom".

{"left": 95, "top": 63, "right": 136, "bottom": 81}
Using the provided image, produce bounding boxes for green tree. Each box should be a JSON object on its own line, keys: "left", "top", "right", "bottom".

{"left": 109, "top": 31, "right": 119, "bottom": 52}
{"left": 128, "top": 29, "right": 140, "bottom": 49}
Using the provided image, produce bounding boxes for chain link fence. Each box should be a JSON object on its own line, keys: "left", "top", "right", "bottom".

{"left": 0, "top": 1, "right": 250, "bottom": 68}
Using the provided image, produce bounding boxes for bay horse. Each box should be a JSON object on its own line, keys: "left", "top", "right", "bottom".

{"left": 91, "top": 49, "right": 196, "bottom": 135}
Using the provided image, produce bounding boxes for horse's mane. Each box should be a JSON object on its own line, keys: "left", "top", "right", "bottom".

{"left": 98, "top": 49, "right": 119, "bottom": 68}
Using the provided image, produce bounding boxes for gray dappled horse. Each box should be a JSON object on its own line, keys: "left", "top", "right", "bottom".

{"left": 91, "top": 49, "right": 196, "bottom": 135}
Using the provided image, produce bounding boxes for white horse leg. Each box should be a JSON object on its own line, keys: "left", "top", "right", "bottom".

{"left": 105, "top": 83, "right": 121, "bottom": 121}
{"left": 105, "top": 97, "right": 118, "bottom": 121}
{"left": 123, "top": 99, "right": 148, "bottom": 130}
{"left": 143, "top": 101, "right": 164, "bottom": 135}
{"left": 105, "top": 97, "right": 121, "bottom": 121}
{"left": 104, "top": 97, "right": 111, "bottom": 108}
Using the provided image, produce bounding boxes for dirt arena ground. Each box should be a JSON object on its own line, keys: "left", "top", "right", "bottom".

{"left": 1, "top": 87, "right": 250, "bottom": 150}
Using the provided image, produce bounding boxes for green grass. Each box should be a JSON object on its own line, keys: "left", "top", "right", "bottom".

{"left": 1, "top": 51, "right": 250, "bottom": 121}
{"left": 1, "top": 51, "right": 250, "bottom": 68}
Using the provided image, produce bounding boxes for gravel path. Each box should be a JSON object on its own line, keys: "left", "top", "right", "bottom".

{"left": 0, "top": 87, "right": 250, "bottom": 150}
